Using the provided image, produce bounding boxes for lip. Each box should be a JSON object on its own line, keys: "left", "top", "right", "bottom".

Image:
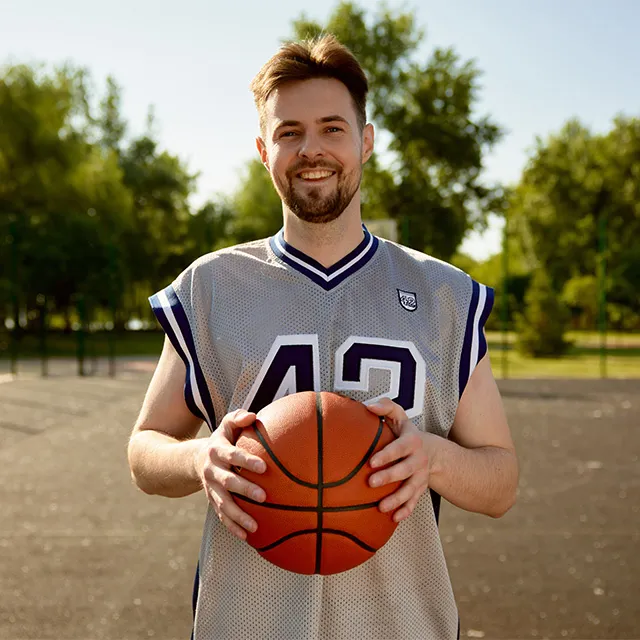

{"left": 295, "top": 170, "right": 336, "bottom": 182}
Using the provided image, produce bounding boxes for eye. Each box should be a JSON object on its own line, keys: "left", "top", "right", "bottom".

{"left": 280, "top": 131, "right": 298, "bottom": 138}
{"left": 326, "top": 127, "right": 343, "bottom": 133}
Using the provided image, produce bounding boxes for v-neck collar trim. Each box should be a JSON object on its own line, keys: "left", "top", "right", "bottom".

{"left": 269, "top": 225, "right": 379, "bottom": 291}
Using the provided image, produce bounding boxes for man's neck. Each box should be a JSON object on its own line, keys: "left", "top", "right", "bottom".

{"left": 282, "top": 207, "right": 365, "bottom": 269}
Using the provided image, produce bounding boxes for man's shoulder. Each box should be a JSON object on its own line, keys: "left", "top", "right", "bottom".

{"left": 378, "top": 238, "right": 470, "bottom": 284}
{"left": 189, "top": 238, "right": 272, "bottom": 270}
{"left": 168, "top": 238, "right": 273, "bottom": 297}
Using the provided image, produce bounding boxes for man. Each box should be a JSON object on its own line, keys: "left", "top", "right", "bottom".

{"left": 128, "top": 34, "right": 518, "bottom": 640}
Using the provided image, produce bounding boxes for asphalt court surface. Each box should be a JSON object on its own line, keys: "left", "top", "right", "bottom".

{"left": 0, "top": 364, "right": 638, "bottom": 640}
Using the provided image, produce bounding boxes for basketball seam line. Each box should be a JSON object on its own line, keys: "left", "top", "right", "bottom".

{"left": 251, "top": 416, "right": 385, "bottom": 490}
{"left": 233, "top": 495, "right": 381, "bottom": 512}
{"left": 256, "top": 528, "right": 377, "bottom": 554}
{"left": 253, "top": 421, "right": 316, "bottom": 488}
{"left": 323, "top": 417, "right": 384, "bottom": 488}
{"left": 315, "top": 392, "right": 324, "bottom": 574}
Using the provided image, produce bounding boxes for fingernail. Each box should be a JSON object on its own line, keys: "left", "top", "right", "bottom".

{"left": 370, "top": 456, "right": 379, "bottom": 468}
{"left": 252, "top": 461, "right": 265, "bottom": 473}
{"left": 370, "top": 476, "right": 380, "bottom": 488}
{"left": 251, "top": 489, "right": 265, "bottom": 502}
{"left": 244, "top": 519, "right": 256, "bottom": 532}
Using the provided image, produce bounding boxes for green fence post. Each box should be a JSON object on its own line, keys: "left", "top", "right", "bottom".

{"left": 77, "top": 294, "right": 86, "bottom": 377}
{"left": 108, "top": 242, "right": 117, "bottom": 378}
{"left": 597, "top": 214, "right": 607, "bottom": 379}
{"left": 9, "top": 216, "right": 19, "bottom": 377}
{"left": 501, "top": 217, "right": 509, "bottom": 379}
{"left": 38, "top": 294, "right": 48, "bottom": 377}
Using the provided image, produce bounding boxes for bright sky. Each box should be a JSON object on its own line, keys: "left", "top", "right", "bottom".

{"left": 2, "top": 0, "right": 639, "bottom": 259}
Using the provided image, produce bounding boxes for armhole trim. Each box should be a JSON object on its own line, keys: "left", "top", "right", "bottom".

{"left": 150, "top": 285, "right": 216, "bottom": 431}
{"left": 458, "top": 280, "right": 494, "bottom": 398}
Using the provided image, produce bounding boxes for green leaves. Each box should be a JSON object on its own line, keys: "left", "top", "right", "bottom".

{"left": 509, "top": 116, "right": 640, "bottom": 327}
{"left": 287, "top": 2, "right": 504, "bottom": 258}
{"left": 0, "top": 63, "right": 196, "bottom": 329}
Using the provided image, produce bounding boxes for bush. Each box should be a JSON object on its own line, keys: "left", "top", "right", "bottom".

{"left": 515, "top": 269, "right": 571, "bottom": 357}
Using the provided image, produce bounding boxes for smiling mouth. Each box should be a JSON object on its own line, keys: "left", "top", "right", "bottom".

{"left": 297, "top": 169, "right": 336, "bottom": 181}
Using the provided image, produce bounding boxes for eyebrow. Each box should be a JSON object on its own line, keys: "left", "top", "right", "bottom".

{"left": 273, "top": 115, "right": 350, "bottom": 131}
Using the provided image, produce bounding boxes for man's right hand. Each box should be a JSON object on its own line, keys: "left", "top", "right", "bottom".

{"left": 196, "top": 409, "right": 267, "bottom": 540}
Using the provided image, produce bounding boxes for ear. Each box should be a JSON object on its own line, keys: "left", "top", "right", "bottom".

{"left": 256, "top": 137, "right": 270, "bottom": 170}
{"left": 361, "top": 123, "right": 374, "bottom": 165}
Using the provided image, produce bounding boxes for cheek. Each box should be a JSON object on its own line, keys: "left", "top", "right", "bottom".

{"left": 269, "top": 148, "right": 291, "bottom": 176}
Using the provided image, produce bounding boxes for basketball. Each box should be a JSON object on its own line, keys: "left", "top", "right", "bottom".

{"left": 233, "top": 391, "right": 402, "bottom": 575}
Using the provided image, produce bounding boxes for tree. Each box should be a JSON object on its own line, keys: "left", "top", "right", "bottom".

{"left": 119, "top": 132, "right": 197, "bottom": 295}
{"left": 0, "top": 64, "right": 132, "bottom": 331}
{"left": 184, "top": 199, "right": 235, "bottom": 263}
{"left": 228, "top": 159, "right": 282, "bottom": 243}
{"left": 289, "top": 2, "right": 505, "bottom": 259}
{"left": 515, "top": 268, "right": 571, "bottom": 357}
{"left": 509, "top": 117, "right": 640, "bottom": 330}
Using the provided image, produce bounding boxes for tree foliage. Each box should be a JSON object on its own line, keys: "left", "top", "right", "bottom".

{"left": 515, "top": 268, "right": 571, "bottom": 357}
{"left": 509, "top": 116, "right": 640, "bottom": 330}
{"left": 0, "top": 63, "right": 199, "bottom": 331}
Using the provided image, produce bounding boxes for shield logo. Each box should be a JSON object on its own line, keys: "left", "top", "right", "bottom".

{"left": 397, "top": 289, "right": 417, "bottom": 312}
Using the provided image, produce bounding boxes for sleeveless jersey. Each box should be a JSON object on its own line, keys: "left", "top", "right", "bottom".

{"left": 150, "top": 226, "right": 494, "bottom": 640}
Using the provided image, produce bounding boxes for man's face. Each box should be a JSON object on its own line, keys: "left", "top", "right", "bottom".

{"left": 256, "top": 77, "right": 374, "bottom": 224}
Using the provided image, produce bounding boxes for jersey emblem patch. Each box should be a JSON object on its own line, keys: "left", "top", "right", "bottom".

{"left": 397, "top": 289, "right": 417, "bottom": 312}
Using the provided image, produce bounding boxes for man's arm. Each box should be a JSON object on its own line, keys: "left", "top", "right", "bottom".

{"left": 426, "top": 353, "right": 518, "bottom": 517}
{"left": 127, "top": 337, "right": 267, "bottom": 529}
{"left": 127, "top": 334, "right": 209, "bottom": 497}
{"left": 367, "top": 353, "right": 518, "bottom": 520}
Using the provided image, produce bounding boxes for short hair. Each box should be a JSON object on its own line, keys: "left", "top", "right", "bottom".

{"left": 250, "top": 34, "right": 368, "bottom": 135}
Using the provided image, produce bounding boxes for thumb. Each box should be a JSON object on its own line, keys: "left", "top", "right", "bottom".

{"left": 220, "top": 409, "right": 256, "bottom": 441}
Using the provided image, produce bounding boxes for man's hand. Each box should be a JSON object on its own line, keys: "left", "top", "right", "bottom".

{"left": 196, "top": 409, "right": 266, "bottom": 540}
{"left": 366, "top": 398, "right": 436, "bottom": 523}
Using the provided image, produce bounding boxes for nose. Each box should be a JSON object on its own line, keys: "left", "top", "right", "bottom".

{"left": 298, "top": 131, "right": 325, "bottom": 161}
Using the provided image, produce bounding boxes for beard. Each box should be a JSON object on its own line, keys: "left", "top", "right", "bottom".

{"left": 273, "top": 159, "right": 362, "bottom": 224}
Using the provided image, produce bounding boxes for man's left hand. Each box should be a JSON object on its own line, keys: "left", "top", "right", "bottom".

{"left": 365, "top": 397, "right": 437, "bottom": 523}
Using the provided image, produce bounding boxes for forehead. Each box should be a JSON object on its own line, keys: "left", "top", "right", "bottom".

{"left": 263, "top": 77, "right": 357, "bottom": 130}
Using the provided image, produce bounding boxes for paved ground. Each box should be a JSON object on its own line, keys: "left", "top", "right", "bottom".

{"left": 0, "top": 364, "right": 638, "bottom": 640}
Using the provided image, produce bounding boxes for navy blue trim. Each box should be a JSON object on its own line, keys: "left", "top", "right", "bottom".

{"left": 189, "top": 562, "right": 200, "bottom": 640}
{"left": 149, "top": 285, "right": 216, "bottom": 431}
{"left": 269, "top": 225, "right": 379, "bottom": 291}
{"left": 477, "top": 287, "right": 495, "bottom": 363}
{"left": 459, "top": 280, "right": 480, "bottom": 398}
{"left": 430, "top": 489, "right": 442, "bottom": 525}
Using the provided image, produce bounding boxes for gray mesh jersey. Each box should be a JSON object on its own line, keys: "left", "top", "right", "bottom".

{"left": 150, "top": 226, "right": 494, "bottom": 640}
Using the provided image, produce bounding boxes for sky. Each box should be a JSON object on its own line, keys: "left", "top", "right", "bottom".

{"left": 2, "top": 0, "right": 639, "bottom": 259}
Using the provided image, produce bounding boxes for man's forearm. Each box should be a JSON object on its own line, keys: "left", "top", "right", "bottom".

{"left": 128, "top": 430, "right": 206, "bottom": 498}
{"left": 427, "top": 435, "right": 518, "bottom": 518}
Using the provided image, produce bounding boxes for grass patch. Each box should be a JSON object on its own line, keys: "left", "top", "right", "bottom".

{"left": 488, "top": 339, "right": 640, "bottom": 378}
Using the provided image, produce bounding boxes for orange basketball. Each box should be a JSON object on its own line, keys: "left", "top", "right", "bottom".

{"left": 234, "top": 391, "right": 402, "bottom": 575}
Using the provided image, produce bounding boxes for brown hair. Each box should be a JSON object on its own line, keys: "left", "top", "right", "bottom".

{"left": 250, "top": 34, "right": 368, "bottom": 135}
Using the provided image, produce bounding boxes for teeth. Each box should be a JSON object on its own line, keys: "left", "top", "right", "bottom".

{"left": 300, "top": 170, "right": 333, "bottom": 179}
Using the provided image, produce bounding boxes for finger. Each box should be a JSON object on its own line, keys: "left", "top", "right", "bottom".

{"left": 370, "top": 431, "right": 423, "bottom": 469}
{"left": 218, "top": 510, "right": 249, "bottom": 541}
{"left": 369, "top": 457, "right": 415, "bottom": 488}
{"left": 214, "top": 442, "right": 266, "bottom": 474}
{"left": 213, "top": 467, "right": 266, "bottom": 503}
{"left": 209, "top": 485, "right": 259, "bottom": 534}
{"left": 378, "top": 480, "right": 415, "bottom": 514}
{"left": 219, "top": 409, "right": 257, "bottom": 440}
{"left": 364, "top": 397, "right": 408, "bottom": 423}
{"left": 392, "top": 492, "right": 422, "bottom": 522}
